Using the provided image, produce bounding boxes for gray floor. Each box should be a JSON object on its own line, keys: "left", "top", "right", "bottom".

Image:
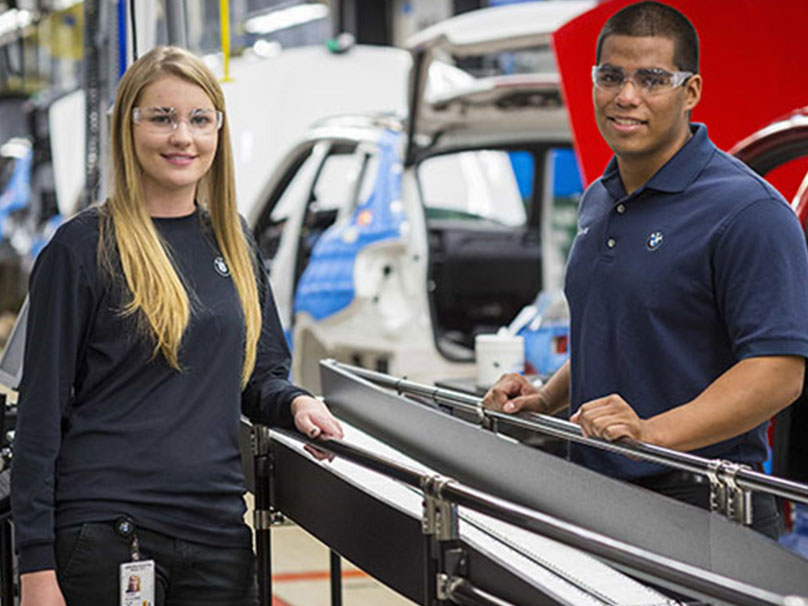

{"left": 269, "top": 522, "right": 414, "bottom": 606}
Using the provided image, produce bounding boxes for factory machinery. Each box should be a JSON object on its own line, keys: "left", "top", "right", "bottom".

{"left": 251, "top": 359, "right": 808, "bottom": 606}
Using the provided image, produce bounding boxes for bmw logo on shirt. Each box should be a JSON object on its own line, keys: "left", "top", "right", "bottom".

{"left": 214, "top": 256, "right": 230, "bottom": 277}
{"left": 646, "top": 231, "right": 664, "bottom": 251}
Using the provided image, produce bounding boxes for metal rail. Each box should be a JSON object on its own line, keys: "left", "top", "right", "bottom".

{"left": 329, "top": 361, "right": 808, "bottom": 507}
{"left": 273, "top": 428, "right": 806, "bottom": 606}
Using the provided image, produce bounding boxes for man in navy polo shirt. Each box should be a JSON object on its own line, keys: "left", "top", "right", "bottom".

{"left": 483, "top": 1, "right": 808, "bottom": 538}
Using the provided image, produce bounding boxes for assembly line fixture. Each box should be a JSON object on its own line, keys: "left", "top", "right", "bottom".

{"left": 327, "top": 361, "right": 808, "bottom": 527}
{"left": 260, "top": 425, "right": 807, "bottom": 606}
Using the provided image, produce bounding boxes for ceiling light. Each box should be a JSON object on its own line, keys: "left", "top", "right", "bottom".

{"left": 0, "top": 9, "right": 33, "bottom": 39}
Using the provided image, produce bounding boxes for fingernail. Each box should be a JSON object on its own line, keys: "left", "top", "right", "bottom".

{"left": 310, "top": 428, "right": 318, "bottom": 437}
{"left": 504, "top": 403, "right": 514, "bottom": 412}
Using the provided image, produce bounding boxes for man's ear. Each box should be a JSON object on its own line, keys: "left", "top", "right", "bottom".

{"left": 684, "top": 73, "right": 702, "bottom": 112}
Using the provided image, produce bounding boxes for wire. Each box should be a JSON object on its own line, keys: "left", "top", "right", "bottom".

{"left": 129, "top": 0, "right": 138, "bottom": 62}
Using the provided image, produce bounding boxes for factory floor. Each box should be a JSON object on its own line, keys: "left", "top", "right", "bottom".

{"left": 268, "top": 520, "right": 414, "bottom": 606}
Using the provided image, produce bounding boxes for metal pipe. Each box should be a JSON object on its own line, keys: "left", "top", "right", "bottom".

{"left": 271, "top": 428, "right": 803, "bottom": 606}
{"left": 219, "top": 0, "right": 232, "bottom": 82}
{"left": 439, "top": 480, "right": 794, "bottom": 606}
{"left": 254, "top": 426, "right": 273, "bottom": 606}
{"left": 330, "top": 550, "right": 342, "bottom": 606}
{"left": 0, "top": 519, "right": 13, "bottom": 606}
{"left": 446, "top": 577, "right": 517, "bottom": 606}
{"left": 330, "top": 361, "right": 808, "bottom": 506}
{"left": 165, "top": 0, "right": 187, "bottom": 47}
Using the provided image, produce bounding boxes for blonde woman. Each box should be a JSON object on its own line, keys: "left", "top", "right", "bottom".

{"left": 11, "top": 46, "right": 342, "bottom": 606}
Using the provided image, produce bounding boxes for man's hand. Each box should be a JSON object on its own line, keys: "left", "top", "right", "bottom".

{"left": 482, "top": 373, "right": 542, "bottom": 414}
{"left": 570, "top": 394, "right": 654, "bottom": 443}
{"left": 291, "top": 395, "right": 344, "bottom": 460}
{"left": 20, "top": 570, "right": 67, "bottom": 606}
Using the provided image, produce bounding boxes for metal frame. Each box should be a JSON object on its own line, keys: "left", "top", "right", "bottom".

{"left": 257, "top": 426, "right": 807, "bottom": 606}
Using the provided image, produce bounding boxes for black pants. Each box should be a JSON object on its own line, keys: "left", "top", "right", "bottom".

{"left": 55, "top": 521, "right": 258, "bottom": 606}
{"left": 632, "top": 470, "right": 783, "bottom": 540}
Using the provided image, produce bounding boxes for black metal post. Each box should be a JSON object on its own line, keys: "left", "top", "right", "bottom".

{"left": 329, "top": 549, "right": 342, "bottom": 606}
{"left": 0, "top": 519, "right": 13, "bottom": 606}
{"left": 253, "top": 426, "right": 273, "bottom": 606}
{"left": 423, "top": 532, "right": 438, "bottom": 606}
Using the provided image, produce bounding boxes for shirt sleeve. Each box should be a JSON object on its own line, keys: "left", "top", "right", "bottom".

{"left": 714, "top": 197, "right": 808, "bottom": 360}
{"left": 10, "top": 240, "right": 95, "bottom": 574}
{"left": 241, "top": 230, "right": 310, "bottom": 429}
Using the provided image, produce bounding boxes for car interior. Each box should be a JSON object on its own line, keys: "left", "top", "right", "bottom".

{"left": 419, "top": 145, "right": 566, "bottom": 358}
{"left": 254, "top": 136, "right": 579, "bottom": 365}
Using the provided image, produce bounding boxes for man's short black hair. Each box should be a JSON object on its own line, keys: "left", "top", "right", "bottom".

{"left": 596, "top": 1, "right": 700, "bottom": 74}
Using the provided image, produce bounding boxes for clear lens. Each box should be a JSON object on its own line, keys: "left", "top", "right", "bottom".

{"left": 132, "top": 107, "right": 223, "bottom": 135}
{"left": 592, "top": 66, "right": 692, "bottom": 97}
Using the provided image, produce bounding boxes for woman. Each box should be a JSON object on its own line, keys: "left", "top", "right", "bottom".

{"left": 11, "top": 46, "right": 342, "bottom": 606}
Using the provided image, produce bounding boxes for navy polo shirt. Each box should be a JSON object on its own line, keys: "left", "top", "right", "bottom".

{"left": 564, "top": 124, "right": 808, "bottom": 480}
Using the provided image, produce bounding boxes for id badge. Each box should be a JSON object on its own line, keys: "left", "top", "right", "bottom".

{"left": 120, "top": 559, "right": 156, "bottom": 606}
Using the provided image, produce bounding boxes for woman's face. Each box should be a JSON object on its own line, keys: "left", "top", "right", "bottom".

{"left": 132, "top": 75, "right": 219, "bottom": 211}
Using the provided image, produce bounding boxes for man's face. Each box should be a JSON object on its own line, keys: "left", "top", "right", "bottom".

{"left": 594, "top": 35, "right": 701, "bottom": 168}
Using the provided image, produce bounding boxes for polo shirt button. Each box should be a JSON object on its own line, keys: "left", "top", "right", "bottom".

{"left": 616, "top": 204, "right": 626, "bottom": 214}
{"left": 606, "top": 237, "right": 616, "bottom": 248}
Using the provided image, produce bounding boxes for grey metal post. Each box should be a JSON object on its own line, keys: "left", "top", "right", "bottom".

{"left": 83, "top": 0, "right": 102, "bottom": 207}
{"left": 165, "top": 0, "right": 188, "bottom": 48}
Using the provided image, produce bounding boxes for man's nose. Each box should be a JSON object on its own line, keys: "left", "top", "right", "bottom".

{"left": 615, "top": 78, "right": 642, "bottom": 105}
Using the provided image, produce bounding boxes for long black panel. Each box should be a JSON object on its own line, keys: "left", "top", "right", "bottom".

{"left": 270, "top": 436, "right": 596, "bottom": 605}
{"left": 320, "top": 362, "right": 808, "bottom": 596}
{"left": 270, "top": 438, "right": 423, "bottom": 601}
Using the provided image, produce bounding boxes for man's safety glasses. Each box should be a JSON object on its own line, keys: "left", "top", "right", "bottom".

{"left": 132, "top": 107, "right": 223, "bottom": 136}
{"left": 591, "top": 65, "right": 693, "bottom": 97}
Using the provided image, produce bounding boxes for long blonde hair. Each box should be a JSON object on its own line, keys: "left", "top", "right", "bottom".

{"left": 103, "top": 46, "right": 261, "bottom": 386}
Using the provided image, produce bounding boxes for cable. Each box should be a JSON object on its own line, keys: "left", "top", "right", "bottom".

{"left": 129, "top": 0, "right": 138, "bottom": 62}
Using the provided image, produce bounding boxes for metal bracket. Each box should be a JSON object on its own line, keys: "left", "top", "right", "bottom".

{"left": 707, "top": 459, "right": 753, "bottom": 525}
{"left": 252, "top": 424, "right": 272, "bottom": 457}
{"left": 421, "top": 475, "right": 459, "bottom": 541}
{"left": 271, "top": 509, "right": 286, "bottom": 525}
{"left": 436, "top": 572, "right": 450, "bottom": 601}
{"left": 254, "top": 508, "right": 286, "bottom": 529}
{"left": 254, "top": 509, "right": 272, "bottom": 530}
{"left": 434, "top": 549, "right": 468, "bottom": 602}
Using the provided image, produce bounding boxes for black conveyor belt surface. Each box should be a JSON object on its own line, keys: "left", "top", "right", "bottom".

{"left": 321, "top": 362, "right": 808, "bottom": 596}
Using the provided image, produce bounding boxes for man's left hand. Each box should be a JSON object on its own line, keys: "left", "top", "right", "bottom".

{"left": 570, "top": 394, "right": 654, "bottom": 444}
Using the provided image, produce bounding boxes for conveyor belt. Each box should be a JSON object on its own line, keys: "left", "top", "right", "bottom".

{"left": 320, "top": 360, "right": 808, "bottom": 597}
{"left": 270, "top": 424, "right": 674, "bottom": 605}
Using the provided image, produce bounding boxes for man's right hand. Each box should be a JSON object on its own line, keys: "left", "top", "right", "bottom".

{"left": 20, "top": 570, "right": 67, "bottom": 606}
{"left": 482, "top": 373, "right": 542, "bottom": 414}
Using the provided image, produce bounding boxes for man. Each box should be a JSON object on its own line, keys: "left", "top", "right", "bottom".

{"left": 483, "top": 1, "right": 808, "bottom": 538}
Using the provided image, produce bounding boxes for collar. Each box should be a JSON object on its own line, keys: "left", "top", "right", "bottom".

{"left": 600, "top": 123, "right": 715, "bottom": 200}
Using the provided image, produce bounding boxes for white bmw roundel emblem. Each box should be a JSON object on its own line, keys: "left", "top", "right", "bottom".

{"left": 646, "top": 231, "right": 664, "bottom": 251}
{"left": 214, "top": 255, "right": 230, "bottom": 276}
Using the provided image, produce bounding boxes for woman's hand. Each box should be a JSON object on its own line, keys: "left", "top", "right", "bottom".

{"left": 20, "top": 570, "right": 67, "bottom": 606}
{"left": 291, "top": 395, "right": 344, "bottom": 460}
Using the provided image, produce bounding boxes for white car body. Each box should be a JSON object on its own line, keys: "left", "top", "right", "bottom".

{"left": 247, "top": 2, "right": 593, "bottom": 393}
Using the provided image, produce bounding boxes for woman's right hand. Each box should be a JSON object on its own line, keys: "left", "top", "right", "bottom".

{"left": 20, "top": 570, "right": 67, "bottom": 606}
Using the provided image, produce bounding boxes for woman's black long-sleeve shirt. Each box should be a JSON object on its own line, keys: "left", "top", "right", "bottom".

{"left": 11, "top": 207, "right": 307, "bottom": 574}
